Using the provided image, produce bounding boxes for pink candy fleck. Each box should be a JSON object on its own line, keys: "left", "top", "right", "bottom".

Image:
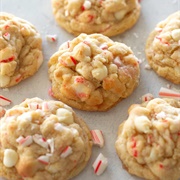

{"left": 159, "top": 164, "right": 164, "bottom": 169}
{"left": 48, "top": 87, "right": 54, "bottom": 97}
{"left": 0, "top": 56, "right": 15, "bottom": 63}
{"left": 70, "top": 56, "right": 77, "bottom": 65}
{"left": 75, "top": 76, "right": 84, "bottom": 83}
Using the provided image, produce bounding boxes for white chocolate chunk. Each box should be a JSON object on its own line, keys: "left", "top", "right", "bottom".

{"left": 83, "top": 1, "right": 92, "bottom": 10}
{"left": 56, "top": 108, "right": 74, "bottom": 124}
{"left": 0, "top": 75, "right": 10, "bottom": 87}
{"left": 3, "top": 149, "right": 18, "bottom": 167}
{"left": 171, "top": 29, "right": 180, "bottom": 41}
{"left": 134, "top": 116, "right": 152, "bottom": 133}
{"left": 114, "top": 9, "right": 127, "bottom": 20}
{"left": 92, "top": 66, "right": 108, "bottom": 81}
{"left": 17, "top": 112, "right": 32, "bottom": 122}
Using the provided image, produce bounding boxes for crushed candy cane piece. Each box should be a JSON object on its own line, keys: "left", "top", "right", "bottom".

{"left": 0, "top": 95, "right": 11, "bottom": 106}
{"left": 60, "top": 146, "right": 72, "bottom": 158}
{"left": 3, "top": 149, "right": 18, "bottom": 167}
{"left": 159, "top": 87, "right": 180, "bottom": 100}
{"left": 48, "top": 87, "right": 54, "bottom": 97}
{"left": 92, "top": 153, "right": 108, "bottom": 175}
{"left": 3, "top": 32, "right": 11, "bottom": 41}
{"left": 46, "top": 34, "right": 57, "bottom": 42}
{"left": 29, "top": 102, "right": 40, "bottom": 110}
{"left": 15, "top": 74, "right": 22, "bottom": 82}
{"left": 113, "top": 56, "right": 122, "bottom": 67}
{"left": 99, "top": 43, "right": 108, "bottom": 50}
{"left": 16, "top": 136, "right": 33, "bottom": 147}
{"left": 0, "top": 106, "right": 5, "bottom": 118}
{"left": 47, "top": 138, "right": 54, "bottom": 154}
{"left": 42, "top": 102, "right": 49, "bottom": 111}
{"left": 91, "top": 130, "right": 104, "bottom": 148}
{"left": 141, "top": 93, "right": 154, "bottom": 102}
{"left": 38, "top": 155, "right": 50, "bottom": 165}
{"left": 33, "top": 134, "right": 48, "bottom": 149}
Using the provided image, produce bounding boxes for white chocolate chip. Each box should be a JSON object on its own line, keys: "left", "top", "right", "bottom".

{"left": 56, "top": 108, "right": 74, "bottom": 124}
{"left": 3, "top": 149, "right": 18, "bottom": 167}
{"left": 134, "top": 116, "right": 152, "bottom": 133}
{"left": 171, "top": 29, "right": 180, "bottom": 41}
{"left": 17, "top": 112, "right": 32, "bottom": 122}
{"left": 92, "top": 66, "right": 108, "bottom": 81}
{"left": 72, "top": 42, "right": 91, "bottom": 62}
{"left": 114, "top": 9, "right": 127, "bottom": 20}
{"left": 83, "top": 1, "right": 92, "bottom": 10}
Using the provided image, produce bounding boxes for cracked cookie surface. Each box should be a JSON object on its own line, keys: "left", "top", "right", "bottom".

{"left": 115, "top": 98, "right": 180, "bottom": 180}
{"left": 0, "top": 13, "right": 43, "bottom": 88}
{"left": 52, "top": 0, "right": 141, "bottom": 37}
{"left": 0, "top": 97, "right": 92, "bottom": 180}
{"left": 48, "top": 33, "right": 140, "bottom": 111}
{"left": 145, "top": 11, "right": 180, "bottom": 84}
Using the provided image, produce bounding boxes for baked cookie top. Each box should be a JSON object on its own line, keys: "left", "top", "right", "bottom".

{"left": 145, "top": 11, "right": 180, "bottom": 84}
{"left": 115, "top": 98, "right": 180, "bottom": 180}
{"left": 48, "top": 33, "right": 140, "bottom": 111}
{"left": 0, "top": 13, "right": 43, "bottom": 88}
{"left": 0, "top": 97, "right": 92, "bottom": 180}
{"left": 51, "top": 0, "right": 141, "bottom": 37}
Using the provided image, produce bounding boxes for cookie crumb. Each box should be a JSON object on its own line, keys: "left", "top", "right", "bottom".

{"left": 144, "top": 64, "right": 151, "bottom": 70}
{"left": 133, "top": 33, "right": 139, "bottom": 38}
{"left": 141, "top": 93, "right": 154, "bottom": 102}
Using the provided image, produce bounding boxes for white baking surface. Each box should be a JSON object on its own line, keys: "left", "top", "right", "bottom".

{"left": 0, "top": 0, "right": 179, "bottom": 180}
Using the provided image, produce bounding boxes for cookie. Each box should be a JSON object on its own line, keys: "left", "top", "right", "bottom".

{"left": 51, "top": 0, "right": 141, "bottom": 37}
{"left": 48, "top": 33, "right": 140, "bottom": 111}
{"left": 0, "top": 97, "right": 92, "bottom": 180}
{"left": 0, "top": 13, "right": 43, "bottom": 88}
{"left": 145, "top": 11, "right": 180, "bottom": 84}
{"left": 115, "top": 98, "right": 180, "bottom": 180}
